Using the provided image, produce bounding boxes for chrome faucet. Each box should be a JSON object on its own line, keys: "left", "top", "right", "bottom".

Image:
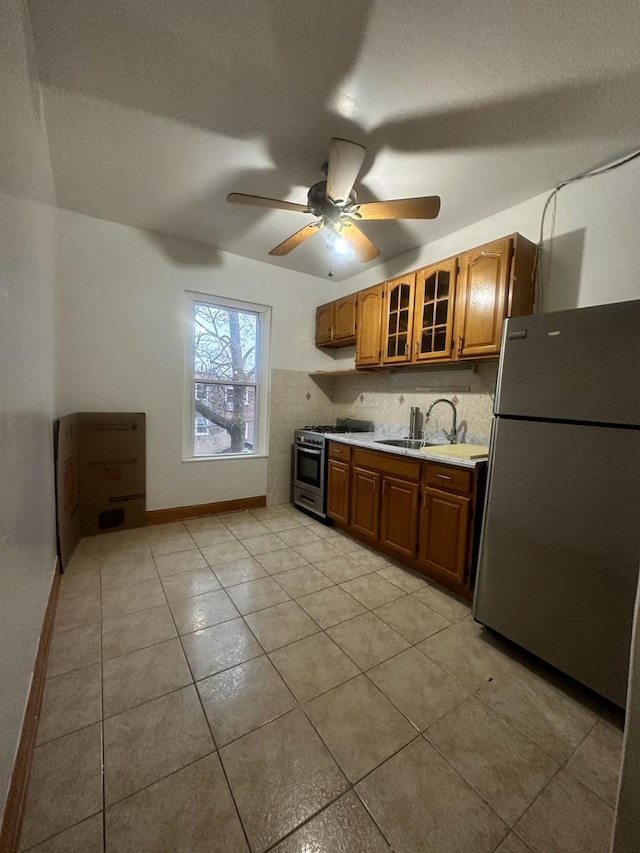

{"left": 425, "top": 398, "right": 458, "bottom": 444}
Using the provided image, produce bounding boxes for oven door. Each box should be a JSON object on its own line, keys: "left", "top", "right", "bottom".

{"left": 294, "top": 442, "right": 325, "bottom": 496}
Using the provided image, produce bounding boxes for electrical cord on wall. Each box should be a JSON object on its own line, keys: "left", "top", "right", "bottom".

{"left": 536, "top": 147, "right": 640, "bottom": 312}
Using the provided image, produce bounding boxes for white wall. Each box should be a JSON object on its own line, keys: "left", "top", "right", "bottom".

{"left": 55, "top": 210, "right": 338, "bottom": 510}
{"left": 55, "top": 153, "right": 640, "bottom": 511}
{"left": 0, "top": 0, "right": 58, "bottom": 823}
{"left": 336, "top": 154, "right": 640, "bottom": 317}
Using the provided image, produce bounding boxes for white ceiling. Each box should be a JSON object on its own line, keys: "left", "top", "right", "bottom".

{"left": 27, "top": 0, "right": 640, "bottom": 281}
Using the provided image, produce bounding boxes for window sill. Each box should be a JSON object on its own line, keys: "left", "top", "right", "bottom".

{"left": 182, "top": 453, "right": 269, "bottom": 463}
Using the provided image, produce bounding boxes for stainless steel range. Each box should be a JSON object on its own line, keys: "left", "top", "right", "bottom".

{"left": 293, "top": 419, "right": 373, "bottom": 519}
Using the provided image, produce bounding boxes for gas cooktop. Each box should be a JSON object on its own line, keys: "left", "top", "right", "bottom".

{"left": 301, "top": 419, "right": 373, "bottom": 435}
{"left": 302, "top": 425, "right": 348, "bottom": 434}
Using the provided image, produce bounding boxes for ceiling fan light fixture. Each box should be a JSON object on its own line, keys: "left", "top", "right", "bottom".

{"left": 326, "top": 231, "right": 350, "bottom": 257}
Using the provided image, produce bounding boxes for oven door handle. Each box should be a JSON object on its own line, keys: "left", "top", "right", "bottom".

{"left": 297, "top": 446, "right": 323, "bottom": 456}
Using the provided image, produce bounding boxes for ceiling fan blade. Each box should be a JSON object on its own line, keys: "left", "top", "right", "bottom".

{"left": 355, "top": 196, "right": 441, "bottom": 220}
{"left": 269, "top": 222, "right": 321, "bottom": 256}
{"left": 339, "top": 221, "right": 380, "bottom": 263}
{"left": 326, "top": 138, "right": 366, "bottom": 203}
{"left": 227, "top": 193, "right": 310, "bottom": 214}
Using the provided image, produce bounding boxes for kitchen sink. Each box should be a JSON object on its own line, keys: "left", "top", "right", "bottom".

{"left": 375, "top": 438, "right": 444, "bottom": 449}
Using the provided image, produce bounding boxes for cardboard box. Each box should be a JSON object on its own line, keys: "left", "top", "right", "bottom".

{"left": 55, "top": 413, "right": 146, "bottom": 569}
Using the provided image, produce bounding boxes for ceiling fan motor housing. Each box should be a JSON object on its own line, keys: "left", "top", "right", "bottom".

{"left": 307, "top": 180, "right": 357, "bottom": 222}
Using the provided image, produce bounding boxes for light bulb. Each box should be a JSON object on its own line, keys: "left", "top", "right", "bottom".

{"left": 332, "top": 237, "right": 350, "bottom": 256}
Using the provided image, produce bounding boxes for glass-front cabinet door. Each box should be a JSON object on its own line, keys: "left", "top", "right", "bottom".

{"left": 381, "top": 273, "right": 415, "bottom": 364}
{"left": 413, "top": 258, "right": 458, "bottom": 361}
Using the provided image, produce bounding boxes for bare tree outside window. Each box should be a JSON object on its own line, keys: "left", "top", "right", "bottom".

{"left": 192, "top": 302, "right": 259, "bottom": 455}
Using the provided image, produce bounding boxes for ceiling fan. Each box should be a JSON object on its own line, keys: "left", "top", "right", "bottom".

{"left": 226, "top": 138, "right": 441, "bottom": 263}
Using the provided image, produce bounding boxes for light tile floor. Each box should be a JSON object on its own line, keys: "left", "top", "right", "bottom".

{"left": 20, "top": 504, "right": 624, "bottom": 852}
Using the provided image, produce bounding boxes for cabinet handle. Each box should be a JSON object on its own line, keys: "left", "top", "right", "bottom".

{"left": 414, "top": 340, "right": 419, "bottom": 357}
{"left": 404, "top": 341, "right": 408, "bottom": 355}
{"left": 382, "top": 481, "right": 387, "bottom": 495}
{"left": 457, "top": 336, "right": 464, "bottom": 357}
{"left": 437, "top": 474, "right": 452, "bottom": 481}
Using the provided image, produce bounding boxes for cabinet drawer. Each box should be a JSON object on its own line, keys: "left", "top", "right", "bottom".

{"left": 352, "top": 447, "right": 421, "bottom": 481}
{"left": 329, "top": 442, "right": 352, "bottom": 461}
{"left": 424, "top": 462, "right": 473, "bottom": 495}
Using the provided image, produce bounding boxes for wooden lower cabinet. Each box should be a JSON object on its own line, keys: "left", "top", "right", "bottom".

{"left": 327, "top": 459, "right": 350, "bottom": 525}
{"left": 380, "top": 475, "right": 420, "bottom": 560}
{"left": 327, "top": 441, "right": 484, "bottom": 598}
{"left": 418, "top": 487, "right": 470, "bottom": 586}
{"left": 350, "top": 466, "right": 381, "bottom": 540}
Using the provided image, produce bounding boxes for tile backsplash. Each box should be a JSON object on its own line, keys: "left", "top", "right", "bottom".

{"left": 329, "top": 362, "right": 498, "bottom": 445}
{"left": 267, "top": 364, "right": 497, "bottom": 505}
{"left": 267, "top": 369, "right": 335, "bottom": 505}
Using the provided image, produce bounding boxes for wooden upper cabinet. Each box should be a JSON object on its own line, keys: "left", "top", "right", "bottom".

{"left": 381, "top": 273, "right": 415, "bottom": 364}
{"left": 413, "top": 258, "right": 458, "bottom": 362}
{"left": 315, "top": 295, "right": 356, "bottom": 348}
{"left": 380, "top": 475, "right": 420, "bottom": 560}
{"left": 355, "top": 284, "right": 384, "bottom": 366}
{"left": 315, "top": 302, "right": 334, "bottom": 346}
{"left": 455, "top": 234, "right": 536, "bottom": 359}
{"left": 455, "top": 237, "right": 512, "bottom": 359}
{"left": 316, "top": 233, "right": 535, "bottom": 364}
{"left": 333, "top": 294, "right": 357, "bottom": 343}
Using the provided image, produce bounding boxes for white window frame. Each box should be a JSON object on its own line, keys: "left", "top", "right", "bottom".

{"left": 183, "top": 291, "right": 271, "bottom": 462}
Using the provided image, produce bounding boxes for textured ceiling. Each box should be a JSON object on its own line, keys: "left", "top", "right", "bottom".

{"left": 28, "top": 0, "right": 640, "bottom": 281}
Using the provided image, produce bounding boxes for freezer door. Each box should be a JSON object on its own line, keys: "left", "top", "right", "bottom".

{"left": 474, "top": 417, "right": 640, "bottom": 706}
{"left": 495, "top": 299, "right": 640, "bottom": 425}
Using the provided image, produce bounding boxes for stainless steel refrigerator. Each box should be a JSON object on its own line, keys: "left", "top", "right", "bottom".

{"left": 473, "top": 299, "right": 640, "bottom": 707}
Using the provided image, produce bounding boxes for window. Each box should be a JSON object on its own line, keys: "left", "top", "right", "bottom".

{"left": 184, "top": 293, "right": 270, "bottom": 459}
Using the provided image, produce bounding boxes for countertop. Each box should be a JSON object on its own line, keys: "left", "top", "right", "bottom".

{"left": 327, "top": 432, "right": 489, "bottom": 469}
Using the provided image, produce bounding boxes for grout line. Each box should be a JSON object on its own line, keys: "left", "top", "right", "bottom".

{"left": 260, "top": 788, "right": 355, "bottom": 852}
{"left": 61, "top": 515, "right": 617, "bottom": 852}
{"left": 34, "top": 715, "right": 104, "bottom": 749}
{"left": 98, "top": 550, "right": 106, "bottom": 853}
{"left": 471, "top": 689, "right": 590, "bottom": 766}
{"left": 20, "top": 813, "right": 104, "bottom": 852}
{"left": 507, "top": 716, "right": 605, "bottom": 838}
{"left": 161, "top": 566, "right": 255, "bottom": 853}
{"left": 102, "top": 556, "right": 214, "bottom": 829}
